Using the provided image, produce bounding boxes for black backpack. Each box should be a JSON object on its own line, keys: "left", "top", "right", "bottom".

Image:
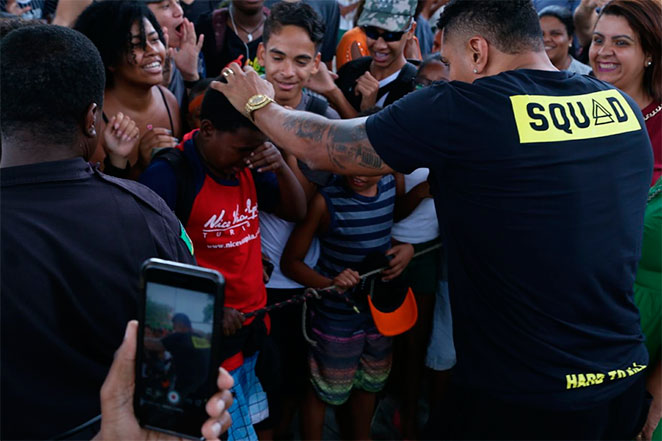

{"left": 151, "top": 148, "right": 196, "bottom": 227}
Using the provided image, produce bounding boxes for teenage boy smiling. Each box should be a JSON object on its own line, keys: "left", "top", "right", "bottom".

{"left": 335, "top": 0, "right": 418, "bottom": 112}
{"left": 254, "top": 3, "right": 341, "bottom": 436}
{"left": 304, "top": 0, "right": 419, "bottom": 117}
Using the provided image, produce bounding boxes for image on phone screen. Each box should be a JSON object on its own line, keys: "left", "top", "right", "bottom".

{"left": 141, "top": 283, "right": 214, "bottom": 416}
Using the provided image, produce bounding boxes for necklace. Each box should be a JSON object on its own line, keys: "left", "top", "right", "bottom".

{"left": 643, "top": 104, "right": 662, "bottom": 121}
{"left": 648, "top": 177, "right": 662, "bottom": 203}
{"left": 229, "top": 5, "right": 264, "bottom": 43}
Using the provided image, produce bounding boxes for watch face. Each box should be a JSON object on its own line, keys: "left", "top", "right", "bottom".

{"left": 249, "top": 95, "right": 265, "bottom": 106}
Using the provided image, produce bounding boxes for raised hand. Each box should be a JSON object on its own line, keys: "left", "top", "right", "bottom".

{"left": 170, "top": 19, "right": 204, "bottom": 82}
{"left": 305, "top": 62, "right": 339, "bottom": 96}
{"left": 354, "top": 71, "right": 380, "bottom": 111}
{"left": 102, "top": 112, "right": 140, "bottom": 168}
{"left": 138, "top": 126, "right": 179, "bottom": 167}
{"left": 245, "top": 142, "right": 285, "bottom": 173}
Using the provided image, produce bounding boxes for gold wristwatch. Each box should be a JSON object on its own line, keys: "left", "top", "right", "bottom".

{"left": 245, "top": 94, "right": 274, "bottom": 121}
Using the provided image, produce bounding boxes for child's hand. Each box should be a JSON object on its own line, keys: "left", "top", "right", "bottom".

{"left": 222, "top": 307, "right": 245, "bottom": 336}
{"left": 382, "top": 244, "right": 414, "bottom": 281}
{"left": 138, "top": 126, "right": 179, "bottom": 167}
{"left": 102, "top": 112, "right": 140, "bottom": 168}
{"left": 245, "top": 142, "right": 284, "bottom": 173}
{"left": 331, "top": 268, "right": 361, "bottom": 292}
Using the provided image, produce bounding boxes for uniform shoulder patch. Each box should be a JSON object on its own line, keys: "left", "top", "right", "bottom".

{"left": 180, "top": 223, "right": 194, "bottom": 256}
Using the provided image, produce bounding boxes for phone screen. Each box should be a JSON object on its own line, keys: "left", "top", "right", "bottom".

{"left": 136, "top": 260, "right": 224, "bottom": 440}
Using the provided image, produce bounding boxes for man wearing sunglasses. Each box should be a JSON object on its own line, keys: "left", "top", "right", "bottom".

{"left": 335, "top": 0, "right": 418, "bottom": 113}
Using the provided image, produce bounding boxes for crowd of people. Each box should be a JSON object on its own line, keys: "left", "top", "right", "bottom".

{"left": 1, "top": 0, "right": 660, "bottom": 440}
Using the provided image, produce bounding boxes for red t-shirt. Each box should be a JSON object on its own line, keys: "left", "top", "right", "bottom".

{"left": 643, "top": 101, "right": 662, "bottom": 185}
{"left": 185, "top": 168, "right": 267, "bottom": 316}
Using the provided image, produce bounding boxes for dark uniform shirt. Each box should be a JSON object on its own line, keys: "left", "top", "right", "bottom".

{"left": 0, "top": 158, "right": 195, "bottom": 440}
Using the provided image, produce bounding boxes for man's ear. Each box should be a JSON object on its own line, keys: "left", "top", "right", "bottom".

{"left": 257, "top": 42, "right": 266, "bottom": 66}
{"left": 468, "top": 35, "right": 489, "bottom": 75}
{"left": 310, "top": 52, "right": 322, "bottom": 75}
{"left": 83, "top": 103, "right": 98, "bottom": 138}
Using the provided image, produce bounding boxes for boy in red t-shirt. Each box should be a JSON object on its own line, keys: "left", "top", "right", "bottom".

{"left": 140, "top": 88, "right": 306, "bottom": 441}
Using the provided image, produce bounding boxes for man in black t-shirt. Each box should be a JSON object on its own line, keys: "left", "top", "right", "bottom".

{"left": 214, "top": 0, "right": 653, "bottom": 438}
{"left": 157, "top": 314, "right": 211, "bottom": 397}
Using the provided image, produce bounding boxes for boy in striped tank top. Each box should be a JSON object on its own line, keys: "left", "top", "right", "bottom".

{"left": 281, "top": 173, "right": 413, "bottom": 440}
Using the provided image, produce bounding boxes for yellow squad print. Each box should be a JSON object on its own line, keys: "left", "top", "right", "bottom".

{"left": 510, "top": 89, "right": 642, "bottom": 144}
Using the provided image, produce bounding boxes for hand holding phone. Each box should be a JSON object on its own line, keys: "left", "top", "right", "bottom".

{"left": 135, "top": 259, "right": 225, "bottom": 440}
{"left": 95, "top": 321, "right": 233, "bottom": 441}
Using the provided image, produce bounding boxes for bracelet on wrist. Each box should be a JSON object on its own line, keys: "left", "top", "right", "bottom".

{"left": 103, "top": 156, "right": 131, "bottom": 178}
{"left": 183, "top": 78, "right": 200, "bottom": 89}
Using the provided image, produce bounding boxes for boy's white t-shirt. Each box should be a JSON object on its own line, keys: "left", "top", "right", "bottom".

{"left": 391, "top": 168, "right": 440, "bottom": 243}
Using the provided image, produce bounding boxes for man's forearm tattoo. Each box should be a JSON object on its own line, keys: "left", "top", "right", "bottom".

{"left": 282, "top": 114, "right": 385, "bottom": 172}
{"left": 282, "top": 117, "right": 326, "bottom": 143}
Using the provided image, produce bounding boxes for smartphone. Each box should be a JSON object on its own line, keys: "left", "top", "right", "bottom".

{"left": 135, "top": 258, "right": 225, "bottom": 440}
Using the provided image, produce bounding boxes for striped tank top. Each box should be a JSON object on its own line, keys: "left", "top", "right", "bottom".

{"left": 317, "top": 174, "right": 396, "bottom": 280}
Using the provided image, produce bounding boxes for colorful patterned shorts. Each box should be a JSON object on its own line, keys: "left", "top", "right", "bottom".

{"left": 308, "top": 307, "right": 392, "bottom": 405}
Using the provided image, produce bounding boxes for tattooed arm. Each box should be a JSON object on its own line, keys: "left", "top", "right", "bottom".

{"left": 256, "top": 105, "right": 393, "bottom": 176}
{"left": 210, "top": 63, "right": 393, "bottom": 176}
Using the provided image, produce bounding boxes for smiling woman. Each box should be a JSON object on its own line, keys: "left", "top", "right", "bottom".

{"left": 74, "top": 1, "right": 182, "bottom": 179}
{"left": 538, "top": 6, "right": 592, "bottom": 74}
{"left": 589, "top": 0, "right": 661, "bottom": 185}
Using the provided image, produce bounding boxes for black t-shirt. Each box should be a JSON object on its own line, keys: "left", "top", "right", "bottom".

{"left": 162, "top": 331, "right": 211, "bottom": 395}
{"left": 181, "top": 0, "right": 220, "bottom": 25}
{"left": 366, "top": 69, "right": 652, "bottom": 409}
{"left": 0, "top": 158, "right": 196, "bottom": 440}
{"left": 214, "top": 28, "right": 261, "bottom": 78}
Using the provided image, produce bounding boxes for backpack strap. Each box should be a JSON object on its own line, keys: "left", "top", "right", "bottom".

{"left": 211, "top": 8, "right": 230, "bottom": 58}
{"left": 151, "top": 148, "right": 196, "bottom": 227}
{"left": 305, "top": 94, "right": 329, "bottom": 116}
{"left": 381, "top": 62, "right": 418, "bottom": 106}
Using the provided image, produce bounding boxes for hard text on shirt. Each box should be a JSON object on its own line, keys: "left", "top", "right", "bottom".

{"left": 565, "top": 362, "right": 646, "bottom": 390}
{"left": 510, "top": 89, "right": 642, "bottom": 143}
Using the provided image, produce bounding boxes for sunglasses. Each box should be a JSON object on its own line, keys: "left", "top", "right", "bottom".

{"left": 362, "top": 26, "right": 408, "bottom": 42}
